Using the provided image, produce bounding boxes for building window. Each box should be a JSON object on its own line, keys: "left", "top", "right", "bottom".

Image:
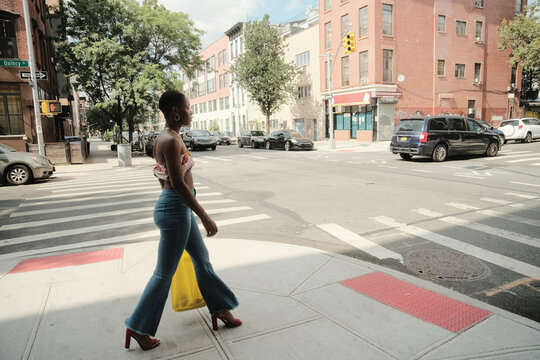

{"left": 0, "top": 18, "right": 18, "bottom": 58}
{"left": 207, "top": 77, "right": 216, "bottom": 93}
{"left": 511, "top": 63, "right": 517, "bottom": 86}
{"left": 324, "top": 0, "right": 331, "bottom": 11}
{"left": 219, "top": 74, "right": 223, "bottom": 89}
{"left": 455, "top": 64, "right": 465, "bottom": 78}
{"left": 341, "top": 56, "right": 350, "bottom": 86}
{"left": 359, "top": 51, "right": 368, "bottom": 83}
{"left": 456, "top": 21, "right": 466, "bottom": 35}
{"left": 383, "top": 49, "right": 393, "bottom": 82}
{"left": 382, "top": 4, "right": 393, "bottom": 35}
{"left": 359, "top": 6, "right": 368, "bottom": 38}
{"left": 296, "top": 51, "right": 310, "bottom": 68}
{"left": 476, "top": 21, "right": 482, "bottom": 41}
{"left": 325, "top": 22, "right": 332, "bottom": 49}
{"left": 198, "top": 82, "right": 206, "bottom": 96}
{"left": 437, "top": 15, "right": 446, "bottom": 32}
{"left": 0, "top": 84, "right": 24, "bottom": 135}
{"left": 298, "top": 85, "right": 311, "bottom": 99}
{"left": 475, "top": 0, "right": 484, "bottom": 8}
{"left": 437, "top": 59, "right": 445, "bottom": 76}
{"left": 474, "top": 63, "right": 481, "bottom": 82}
{"left": 515, "top": 0, "right": 522, "bottom": 14}
{"left": 341, "top": 14, "right": 349, "bottom": 38}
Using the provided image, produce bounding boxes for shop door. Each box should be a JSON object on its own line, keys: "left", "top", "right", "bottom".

{"left": 351, "top": 113, "right": 359, "bottom": 139}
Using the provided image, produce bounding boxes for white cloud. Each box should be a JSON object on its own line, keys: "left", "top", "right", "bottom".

{"left": 158, "top": 0, "right": 263, "bottom": 47}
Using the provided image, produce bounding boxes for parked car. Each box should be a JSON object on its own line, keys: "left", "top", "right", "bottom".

{"left": 390, "top": 116, "right": 500, "bottom": 161}
{"left": 264, "top": 130, "right": 314, "bottom": 151}
{"left": 497, "top": 118, "right": 540, "bottom": 143}
{"left": 183, "top": 129, "right": 217, "bottom": 150}
{"left": 210, "top": 131, "right": 232, "bottom": 145}
{"left": 0, "top": 143, "right": 55, "bottom": 185}
{"left": 477, "top": 120, "right": 505, "bottom": 147}
{"left": 145, "top": 131, "right": 161, "bottom": 156}
{"left": 238, "top": 130, "right": 266, "bottom": 148}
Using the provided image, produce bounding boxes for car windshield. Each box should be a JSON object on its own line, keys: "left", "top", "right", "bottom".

{"left": 396, "top": 119, "right": 424, "bottom": 132}
{"left": 0, "top": 143, "right": 17, "bottom": 152}
{"left": 192, "top": 130, "right": 211, "bottom": 136}
{"left": 251, "top": 131, "right": 265, "bottom": 136}
{"left": 500, "top": 120, "right": 519, "bottom": 127}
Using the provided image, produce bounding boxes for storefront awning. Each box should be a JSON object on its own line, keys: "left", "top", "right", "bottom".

{"left": 333, "top": 92, "right": 371, "bottom": 106}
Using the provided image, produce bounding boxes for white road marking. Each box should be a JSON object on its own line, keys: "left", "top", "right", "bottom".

{"left": 21, "top": 190, "right": 161, "bottom": 207}
{"left": 38, "top": 178, "right": 156, "bottom": 191}
{"left": 531, "top": 163, "right": 540, "bottom": 166}
{"left": 412, "top": 208, "right": 540, "bottom": 249}
{"left": 477, "top": 209, "right": 540, "bottom": 227}
{"left": 198, "top": 199, "right": 236, "bottom": 205}
{"left": 510, "top": 181, "right": 540, "bottom": 188}
{"left": 317, "top": 223, "right": 402, "bottom": 261}
{"left": 498, "top": 150, "right": 530, "bottom": 154}
{"left": 11, "top": 198, "right": 156, "bottom": 217}
{"left": 378, "top": 165, "right": 398, "bottom": 169}
{"left": 240, "top": 155, "right": 267, "bottom": 160}
{"left": 446, "top": 203, "right": 480, "bottom": 210}
{"left": 505, "top": 192, "right": 538, "bottom": 199}
{"left": 200, "top": 156, "right": 232, "bottom": 162}
{"left": 206, "top": 206, "right": 252, "bottom": 215}
{"left": 485, "top": 152, "right": 532, "bottom": 161}
{"left": 506, "top": 157, "right": 540, "bottom": 163}
{"left": 481, "top": 198, "right": 511, "bottom": 205}
{"left": 37, "top": 175, "right": 154, "bottom": 189}
{"left": 412, "top": 169, "right": 433, "bottom": 173}
{"left": 373, "top": 215, "right": 540, "bottom": 278}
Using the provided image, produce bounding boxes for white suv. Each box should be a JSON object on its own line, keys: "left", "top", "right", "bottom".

{"left": 498, "top": 118, "right": 540, "bottom": 143}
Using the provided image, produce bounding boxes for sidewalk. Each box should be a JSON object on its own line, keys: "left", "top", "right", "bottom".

{"left": 315, "top": 139, "right": 391, "bottom": 153}
{"left": 1, "top": 140, "right": 539, "bottom": 359}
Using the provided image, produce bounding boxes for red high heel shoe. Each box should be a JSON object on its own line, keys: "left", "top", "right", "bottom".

{"left": 211, "top": 313, "right": 242, "bottom": 331}
{"left": 124, "top": 328, "right": 160, "bottom": 350}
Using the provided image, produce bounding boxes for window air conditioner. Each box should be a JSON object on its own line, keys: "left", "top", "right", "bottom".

{"left": 468, "top": 108, "right": 475, "bottom": 114}
{"left": 476, "top": 36, "right": 482, "bottom": 43}
{"left": 474, "top": 77, "right": 480, "bottom": 83}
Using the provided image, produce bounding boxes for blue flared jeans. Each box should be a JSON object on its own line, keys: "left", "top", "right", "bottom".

{"left": 125, "top": 189, "right": 239, "bottom": 336}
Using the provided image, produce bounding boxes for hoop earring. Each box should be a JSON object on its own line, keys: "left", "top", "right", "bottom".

{"left": 174, "top": 114, "right": 181, "bottom": 122}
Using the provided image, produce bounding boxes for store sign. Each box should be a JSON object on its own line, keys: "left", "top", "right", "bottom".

{"left": 378, "top": 98, "right": 399, "bottom": 104}
{"left": 334, "top": 92, "right": 371, "bottom": 105}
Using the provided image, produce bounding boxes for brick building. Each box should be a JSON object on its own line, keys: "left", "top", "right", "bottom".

{"left": 0, "top": 0, "right": 59, "bottom": 151}
{"left": 319, "top": 0, "right": 527, "bottom": 142}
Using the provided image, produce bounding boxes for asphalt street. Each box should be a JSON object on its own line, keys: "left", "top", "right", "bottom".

{"left": 1, "top": 140, "right": 539, "bottom": 322}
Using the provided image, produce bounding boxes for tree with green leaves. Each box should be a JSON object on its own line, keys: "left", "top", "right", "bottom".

{"left": 54, "top": 0, "right": 203, "bottom": 143}
{"left": 498, "top": 4, "right": 540, "bottom": 99}
{"left": 229, "top": 15, "right": 299, "bottom": 134}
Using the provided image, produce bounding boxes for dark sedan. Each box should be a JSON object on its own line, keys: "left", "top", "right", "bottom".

{"left": 183, "top": 129, "right": 217, "bottom": 151}
{"left": 264, "top": 130, "right": 314, "bottom": 151}
{"left": 238, "top": 130, "right": 266, "bottom": 148}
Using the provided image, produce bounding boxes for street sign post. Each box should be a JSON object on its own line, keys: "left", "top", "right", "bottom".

{"left": 0, "top": 59, "right": 29, "bottom": 67}
{"left": 19, "top": 71, "right": 47, "bottom": 80}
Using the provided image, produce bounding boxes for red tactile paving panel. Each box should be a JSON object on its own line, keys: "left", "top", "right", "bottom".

{"left": 341, "top": 272, "right": 491, "bottom": 333}
{"left": 8, "top": 248, "right": 123, "bottom": 274}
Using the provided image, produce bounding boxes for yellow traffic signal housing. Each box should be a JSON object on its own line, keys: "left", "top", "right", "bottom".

{"left": 40, "top": 100, "right": 62, "bottom": 115}
{"left": 343, "top": 32, "right": 356, "bottom": 54}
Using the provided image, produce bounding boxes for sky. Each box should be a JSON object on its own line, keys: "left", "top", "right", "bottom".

{"left": 158, "top": 0, "right": 318, "bottom": 48}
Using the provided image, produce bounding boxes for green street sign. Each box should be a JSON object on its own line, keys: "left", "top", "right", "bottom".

{"left": 0, "top": 59, "right": 29, "bottom": 67}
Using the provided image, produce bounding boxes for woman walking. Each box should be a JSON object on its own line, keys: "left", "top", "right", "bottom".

{"left": 125, "top": 90, "right": 241, "bottom": 351}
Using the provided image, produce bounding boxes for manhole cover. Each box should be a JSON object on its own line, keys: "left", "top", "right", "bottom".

{"left": 404, "top": 249, "right": 491, "bottom": 281}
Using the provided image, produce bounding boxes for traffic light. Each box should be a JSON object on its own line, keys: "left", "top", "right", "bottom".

{"left": 40, "top": 100, "right": 62, "bottom": 115}
{"left": 343, "top": 32, "right": 356, "bottom": 54}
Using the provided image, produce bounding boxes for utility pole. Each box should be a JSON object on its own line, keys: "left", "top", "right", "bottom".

{"left": 22, "top": 0, "right": 45, "bottom": 156}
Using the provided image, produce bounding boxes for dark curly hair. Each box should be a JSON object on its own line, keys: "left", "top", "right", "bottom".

{"left": 158, "top": 90, "right": 187, "bottom": 120}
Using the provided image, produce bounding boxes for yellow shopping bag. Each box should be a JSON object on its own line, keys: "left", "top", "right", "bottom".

{"left": 171, "top": 251, "right": 206, "bottom": 312}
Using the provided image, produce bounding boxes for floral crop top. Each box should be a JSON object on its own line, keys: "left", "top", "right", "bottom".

{"left": 153, "top": 151, "right": 194, "bottom": 181}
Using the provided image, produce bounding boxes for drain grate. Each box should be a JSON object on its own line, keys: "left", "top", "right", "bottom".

{"left": 404, "top": 249, "right": 491, "bottom": 281}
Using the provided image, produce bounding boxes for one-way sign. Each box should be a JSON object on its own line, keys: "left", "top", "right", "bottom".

{"left": 19, "top": 71, "right": 48, "bottom": 80}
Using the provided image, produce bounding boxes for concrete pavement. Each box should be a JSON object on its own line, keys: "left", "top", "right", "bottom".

{"left": 1, "top": 139, "right": 539, "bottom": 360}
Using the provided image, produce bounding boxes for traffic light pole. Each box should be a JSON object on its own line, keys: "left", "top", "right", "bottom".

{"left": 22, "top": 0, "right": 45, "bottom": 156}
{"left": 322, "top": 24, "right": 352, "bottom": 150}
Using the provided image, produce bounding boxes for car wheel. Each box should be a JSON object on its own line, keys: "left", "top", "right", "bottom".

{"left": 212, "top": 145, "right": 216, "bottom": 151}
{"left": 399, "top": 153, "right": 413, "bottom": 160}
{"left": 284, "top": 142, "right": 291, "bottom": 151}
{"left": 6, "top": 164, "right": 32, "bottom": 185}
{"left": 524, "top": 132, "right": 533, "bottom": 143}
{"left": 238, "top": 141, "right": 243, "bottom": 148}
{"left": 432, "top": 144, "right": 447, "bottom": 162}
{"left": 251, "top": 141, "right": 257, "bottom": 148}
{"left": 485, "top": 141, "right": 498, "bottom": 157}
{"left": 265, "top": 141, "right": 271, "bottom": 150}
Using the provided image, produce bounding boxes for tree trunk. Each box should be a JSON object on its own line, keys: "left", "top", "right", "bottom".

{"left": 266, "top": 113, "right": 270, "bottom": 135}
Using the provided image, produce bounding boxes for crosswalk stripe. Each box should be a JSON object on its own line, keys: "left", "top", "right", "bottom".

{"left": 446, "top": 203, "right": 480, "bottom": 210}
{"left": 240, "top": 154, "right": 267, "bottom": 160}
{"left": 33, "top": 185, "right": 161, "bottom": 199}
{"left": 505, "top": 192, "right": 538, "bottom": 199}
{"left": 510, "top": 181, "right": 540, "bottom": 188}
{"left": 532, "top": 163, "right": 540, "bottom": 166}
{"left": 198, "top": 199, "right": 236, "bottom": 205}
{"left": 39, "top": 178, "right": 155, "bottom": 191}
{"left": 372, "top": 215, "right": 540, "bottom": 278}
{"left": 20, "top": 190, "right": 161, "bottom": 207}
{"left": 477, "top": 209, "right": 540, "bottom": 227}
{"left": 506, "top": 157, "right": 540, "bottom": 163}
{"left": 412, "top": 208, "right": 540, "bottom": 249}
{"left": 50, "top": 181, "right": 164, "bottom": 193}
{"left": 208, "top": 214, "right": 271, "bottom": 227}
{"left": 11, "top": 198, "right": 155, "bottom": 217}
{"left": 206, "top": 206, "right": 252, "bottom": 215}
{"left": 317, "top": 223, "right": 402, "bottom": 261}
{"left": 1, "top": 206, "right": 155, "bottom": 230}
{"left": 38, "top": 175, "right": 153, "bottom": 189}
{"left": 200, "top": 156, "right": 232, "bottom": 162}
{"left": 486, "top": 153, "right": 532, "bottom": 161}
{"left": 498, "top": 150, "right": 530, "bottom": 154}
{"left": 480, "top": 197, "right": 523, "bottom": 207}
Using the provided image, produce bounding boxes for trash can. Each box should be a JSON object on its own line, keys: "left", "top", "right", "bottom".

{"left": 117, "top": 143, "right": 132, "bottom": 167}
